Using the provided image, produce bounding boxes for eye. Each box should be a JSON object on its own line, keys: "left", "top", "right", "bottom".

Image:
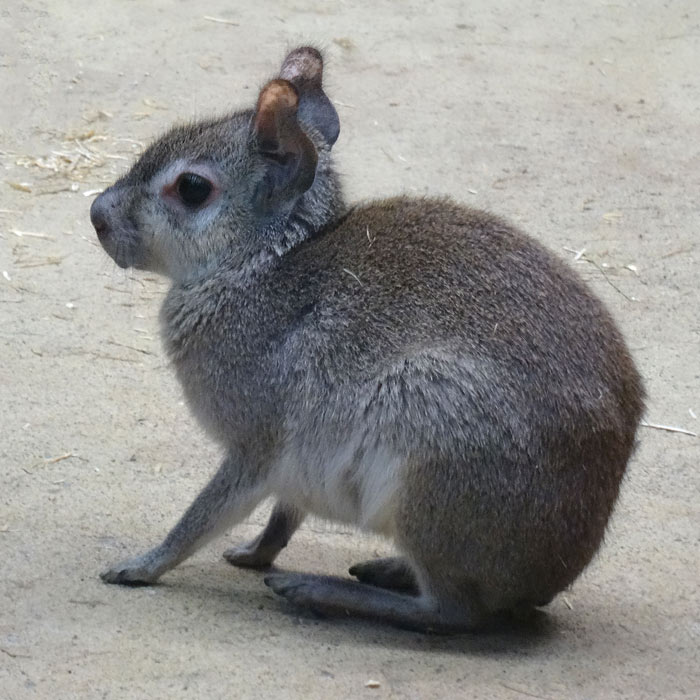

{"left": 175, "top": 172, "right": 213, "bottom": 208}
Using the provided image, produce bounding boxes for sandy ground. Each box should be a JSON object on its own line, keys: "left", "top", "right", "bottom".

{"left": 1, "top": 1, "right": 699, "bottom": 698}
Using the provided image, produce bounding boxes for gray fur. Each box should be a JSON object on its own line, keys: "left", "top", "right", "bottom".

{"left": 92, "top": 47, "right": 644, "bottom": 632}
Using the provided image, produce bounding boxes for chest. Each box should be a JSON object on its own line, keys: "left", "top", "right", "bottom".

{"left": 161, "top": 283, "right": 288, "bottom": 443}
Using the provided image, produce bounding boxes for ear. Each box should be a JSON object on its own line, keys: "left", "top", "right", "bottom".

{"left": 252, "top": 79, "right": 318, "bottom": 212}
{"left": 279, "top": 46, "right": 340, "bottom": 146}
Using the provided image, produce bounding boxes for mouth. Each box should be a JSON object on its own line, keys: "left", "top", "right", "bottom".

{"left": 99, "top": 234, "right": 139, "bottom": 270}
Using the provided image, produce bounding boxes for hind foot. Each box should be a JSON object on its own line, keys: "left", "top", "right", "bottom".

{"left": 264, "top": 572, "right": 485, "bottom": 633}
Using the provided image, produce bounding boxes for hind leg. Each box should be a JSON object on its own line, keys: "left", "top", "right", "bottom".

{"left": 264, "top": 569, "right": 487, "bottom": 633}
{"left": 348, "top": 557, "right": 418, "bottom": 593}
{"left": 224, "top": 502, "right": 304, "bottom": 568}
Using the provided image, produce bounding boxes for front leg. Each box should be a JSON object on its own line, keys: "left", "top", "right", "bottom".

{"left": 224, "top": 502, "right": 305, "bottom": 568}
{"left": 101, "top": 452, "right": 266, "bottom": 585}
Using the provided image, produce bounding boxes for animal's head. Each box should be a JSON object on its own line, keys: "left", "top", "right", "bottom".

{"left": 90, "top": 47, "right": 343, "bottom": 281}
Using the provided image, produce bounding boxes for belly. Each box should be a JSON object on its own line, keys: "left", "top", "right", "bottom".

{"left": 270, "top": 434, "right": 403, "bottom": 536}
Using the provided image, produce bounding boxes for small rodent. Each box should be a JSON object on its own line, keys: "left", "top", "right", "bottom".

{"left": 91, "top": 46, "right": 644, "bottom": 632}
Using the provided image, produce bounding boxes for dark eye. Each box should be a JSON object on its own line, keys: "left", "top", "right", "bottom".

{"left": 176, "top": 173, "right": 213, "bottom": 208}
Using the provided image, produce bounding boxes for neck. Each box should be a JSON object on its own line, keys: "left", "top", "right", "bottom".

{"left": 261, "top": 147, "right": 346, "bottom": 256}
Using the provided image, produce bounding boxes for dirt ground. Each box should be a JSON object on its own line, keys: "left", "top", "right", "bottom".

{"left": 1, "top": 1, "right": 698, "bottom": 698}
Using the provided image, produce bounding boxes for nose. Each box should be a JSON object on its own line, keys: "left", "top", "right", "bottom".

{"left": 90, "top": 188, "right": 115, "bottom": 241}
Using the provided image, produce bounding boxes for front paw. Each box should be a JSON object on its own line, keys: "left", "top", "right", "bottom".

{"left": 223, "top": 543, "right": 275, "bottom": 569}
{"left": 100, "top": 553, "right": 161, "bottom": 586}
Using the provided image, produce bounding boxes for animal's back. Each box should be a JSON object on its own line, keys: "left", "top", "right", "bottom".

{"left": 279, "top": 195, "right": 643, "bottom": 431}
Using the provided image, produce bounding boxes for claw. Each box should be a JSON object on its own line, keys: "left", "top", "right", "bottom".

{"left": 100, "top": 568, "right": 154, "bottom": 587}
